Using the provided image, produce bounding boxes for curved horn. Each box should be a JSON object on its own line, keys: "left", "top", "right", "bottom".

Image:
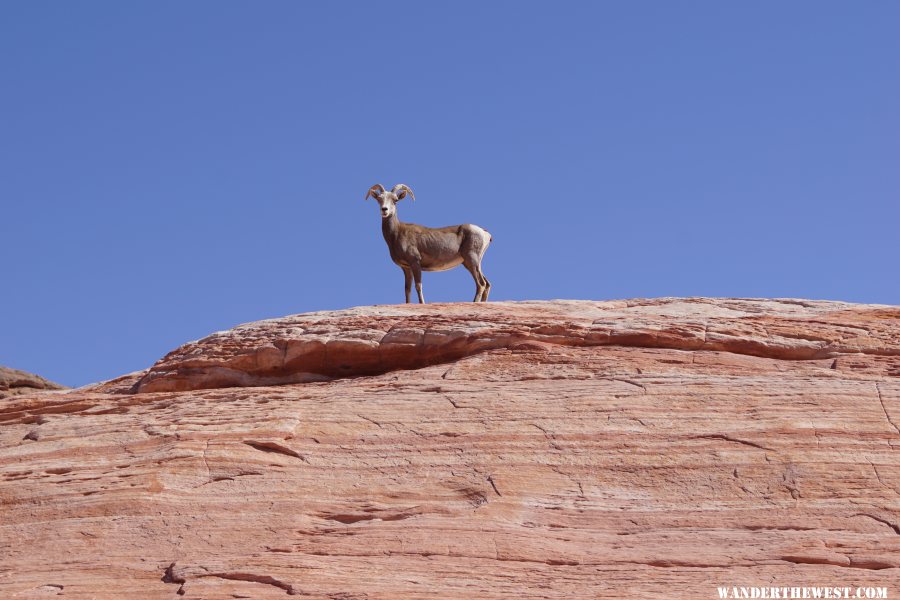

{"left": 391, "top": 184, "right": 415, "bottom": 201}
{"left": 365, "top": 183, "right": 386, "bottom": 201}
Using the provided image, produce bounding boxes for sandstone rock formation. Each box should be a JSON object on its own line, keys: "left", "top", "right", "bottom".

{"left": 0, "top": 365, "right": 65, "bottom": 399}
{"left": 1, "top": 298, "right": 899, "bottom": 598}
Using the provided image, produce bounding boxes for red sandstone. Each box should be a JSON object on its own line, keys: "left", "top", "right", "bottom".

{"left": 1, "top": 298, "right": 898, "bottom": 598}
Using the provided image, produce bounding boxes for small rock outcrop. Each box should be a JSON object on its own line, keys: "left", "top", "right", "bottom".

{"left": 0, "top": 365, "right": 66, "bottom": 399}
{"left": 1, "top": 298, "right": 899, "bottom": 598}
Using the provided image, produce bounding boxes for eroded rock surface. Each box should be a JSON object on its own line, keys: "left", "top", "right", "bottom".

{"left": 132, "top": 298, "right": 899, "bottom": 393}
{"left": 0, "top": 365, "right": 66, "bottom": 399}
{"left": 1, "top": 298, "right": 899, "bottom": 598}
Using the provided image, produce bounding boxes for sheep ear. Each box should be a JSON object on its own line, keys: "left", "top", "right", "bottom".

{"left": 395, "top": 190, "right": 407, "bottom": 200}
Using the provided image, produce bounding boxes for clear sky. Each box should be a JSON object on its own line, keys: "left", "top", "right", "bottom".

{"left": 1, "top": 2, "right": 898, "bottom": 387}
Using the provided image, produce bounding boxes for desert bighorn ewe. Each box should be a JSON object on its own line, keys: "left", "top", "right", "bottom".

{"left": 365, "top": 183, "right": 492, "bottom": 303}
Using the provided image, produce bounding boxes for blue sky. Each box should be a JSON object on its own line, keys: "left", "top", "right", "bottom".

{"left": 1, "top": 2, "right": 898, "bottom": 387}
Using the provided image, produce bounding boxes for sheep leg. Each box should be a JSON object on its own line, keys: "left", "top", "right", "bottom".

{"left": 464, "top": 261, "right": 486, "bottom": 302}
{"left": 479, "top": 269, "right": 491, "bottom": 302}
{"left": 411, "top": 264, "right": 425, "bottom": 304}
{"left": 402, "top": 267, "right": 412, "bottom": 304}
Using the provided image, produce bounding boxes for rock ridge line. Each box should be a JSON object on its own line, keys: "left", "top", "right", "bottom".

{"left": 132, "top": 298, "right": 899, "bottom": 393}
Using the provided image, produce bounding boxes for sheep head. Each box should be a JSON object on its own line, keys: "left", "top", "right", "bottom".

{"left": 365, "top": 183, "right": 415, "bottom": 219}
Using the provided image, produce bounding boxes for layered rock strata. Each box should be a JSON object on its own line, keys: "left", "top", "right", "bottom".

{"left": 1, "top": 298, "right": 898, "bottom": 598}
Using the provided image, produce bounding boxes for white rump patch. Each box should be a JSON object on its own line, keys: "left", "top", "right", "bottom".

{"left": 471, "top": 225, "right": 491, "bottom": 251}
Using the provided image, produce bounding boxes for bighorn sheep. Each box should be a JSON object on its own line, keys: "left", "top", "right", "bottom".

{"left": 365, "top": 183, "right": 492, "bottom": 303}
